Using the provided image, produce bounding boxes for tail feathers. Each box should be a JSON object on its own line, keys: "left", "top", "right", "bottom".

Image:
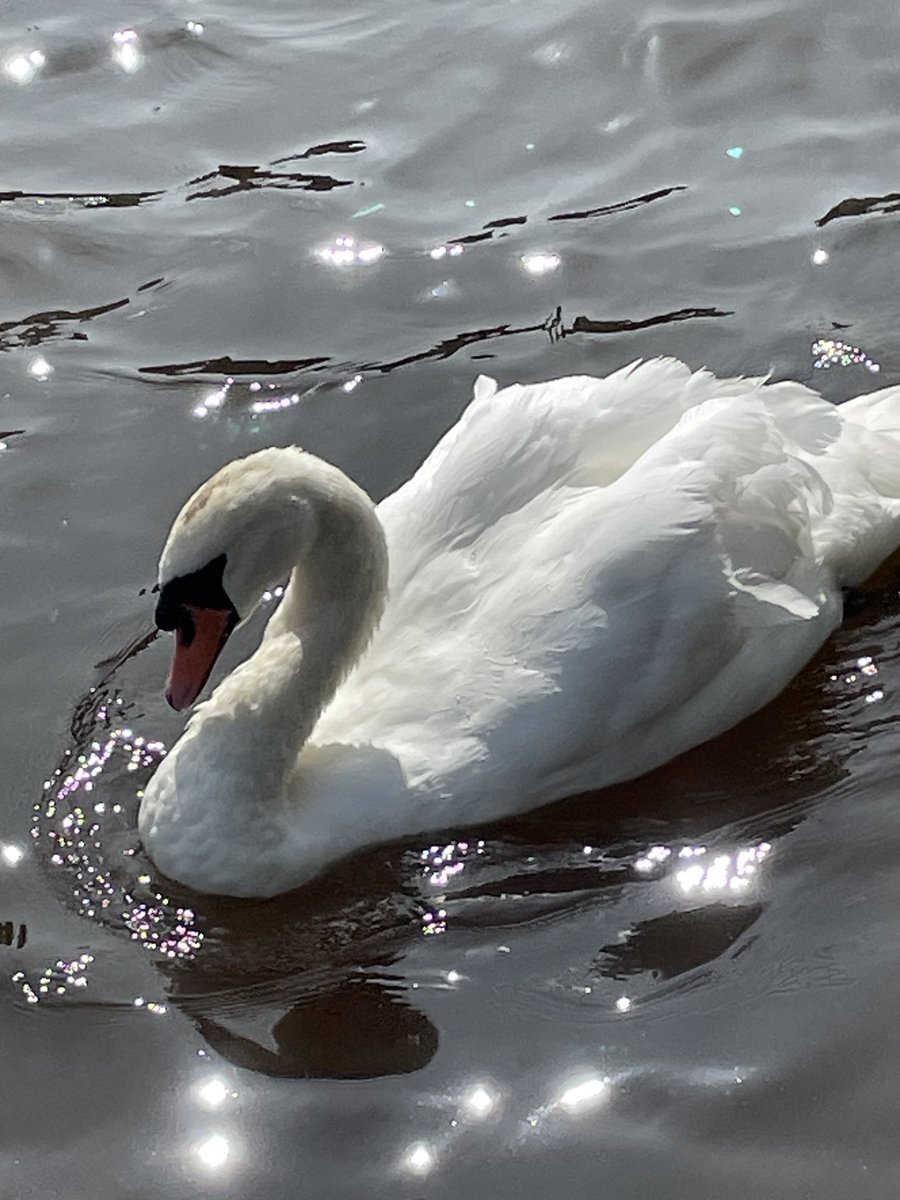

{"left": 815, "top": 386, "right": 900, "bottom": 584}
{"left": 835, "top": 385, "right": 900, "bottom": 500}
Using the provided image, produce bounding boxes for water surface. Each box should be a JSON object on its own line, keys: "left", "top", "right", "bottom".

{"left": 4, "top": 0, "right": 900, "bottom": 1195}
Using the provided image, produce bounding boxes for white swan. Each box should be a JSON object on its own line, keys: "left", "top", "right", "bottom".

{"left": 139, "top": 358, "right": 900, "bottom": 897}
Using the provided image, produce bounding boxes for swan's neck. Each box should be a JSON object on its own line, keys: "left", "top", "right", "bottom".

{"left": 186, "top": 470, "right": 389, "bottom": 792}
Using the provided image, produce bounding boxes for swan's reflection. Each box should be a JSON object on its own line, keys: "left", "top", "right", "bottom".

{"left": 187, "top": 973, "right": 438, "bottom": 1079}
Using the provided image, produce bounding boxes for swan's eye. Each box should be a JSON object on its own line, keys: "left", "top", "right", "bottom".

{"left": 155, "top": 598, "right": 196, "bottom": 645}
{"left": 177, "top": 606, "right": 196, "bottom": 646}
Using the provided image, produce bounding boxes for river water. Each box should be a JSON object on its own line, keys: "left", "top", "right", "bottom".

{"left": 4, "top": 0, "right": 900, "bottom": 1195}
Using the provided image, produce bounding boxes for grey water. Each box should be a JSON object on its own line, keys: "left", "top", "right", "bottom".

{"left": 4, "top": 0, "right": 900, "bottom": 1195}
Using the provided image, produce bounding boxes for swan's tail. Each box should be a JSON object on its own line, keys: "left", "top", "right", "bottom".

{"left": 815, "top": 383, "right": 900, "bottom": 586}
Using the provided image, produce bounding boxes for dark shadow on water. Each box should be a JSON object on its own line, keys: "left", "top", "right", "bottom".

{"left": 187, "top": 975, "right": 438, "bottom": 1079}
{"left": 817, "top": 190, "right": 900, "bottom": 226}
{"left": 139, "top": 353, "right": 332, "bottom": 378}
{"left": 0, "top": 189, "right": 161, "bottom": 208}
{"left": 594, "top": 902, "right": 764, "bottom": 983}
{"left": 270, "top": 140, "right": 367, "bottom": 165}
{"left": 139, "top": 304, "right": 732, "bottom": 379}
{"left": 548, "top": 185, "right": 688, "bottom": 222}
{"left": 0, "top": 297, "right": 130, "bottom": 352}
{"left": 185, "top": 163, "right": 353, "bottom": 201}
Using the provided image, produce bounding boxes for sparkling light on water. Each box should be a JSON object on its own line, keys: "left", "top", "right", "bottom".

{"left": 462, "top": 1083, "right": 499, "bottom": 1118}
{"left": 629, "top": 838, "right": 772, "bottom": 896}
{"left": 633, "top": 844, "right": 672, "bottom": 873}
{"left": 521, "top": 252, "right": 561, "bottom": 275}
{"left": 28, "top": 356, "right": 53, "bottom": 381}
{"left": 674, "top": 842, "right": 771, "bottom": 895}
{"left": 829, "top": 655, "right": 885, "bottom": 705}
{"left": 6, "top": 50, "right": 45, "bottom": 84}
{"left": 558, "top": 1076, "right": 610, "bottom": 1113}
{"left": 421, "top": 839, "right": 472, "bottom": 889}
{"left": 813, "top": 338, "right": 880, "bottom": 373}
{"left": 403, "top": 1142, "right": 435, "bottom": 1175}
{"left": 25, "top": 708, "right": 205, "bottom": 1008}
{"left": 429, "top": 244, "right": 465, "bottom": 260}
{"left": 194, "top": 1077, "right": 234, "bottom": 1110}
{"left": 192, "top": 378, "right": 233, "bottom": 419}
{"left": 112, "top": 29, "right": 141, "bottom": 73}
{"left": 250, "top": 391, "right": 301, "bottom": 415}
{"left": 0, "top": 843, "right": 24, "bottom": 867}
{"left": 195, "top": 1134, "right": 231, "bottom": 1170}
{"left": 317, "top": 236, "right": 384, "bottom": 266}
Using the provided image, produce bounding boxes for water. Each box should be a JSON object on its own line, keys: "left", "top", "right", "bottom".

{"left": 4, "top": 0, "right": 900, "bottom": 1193}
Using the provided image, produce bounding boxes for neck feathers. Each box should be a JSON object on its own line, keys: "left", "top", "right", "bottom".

{"left": 192, "top": 460, "right": 389, "bottom": 775}
{"left": 274, "top": 467, "right": 389, "bottom": 717}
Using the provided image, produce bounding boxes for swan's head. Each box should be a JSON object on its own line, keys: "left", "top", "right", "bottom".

{"left": 155, "top": 447, "right": 321, "bottom": 710}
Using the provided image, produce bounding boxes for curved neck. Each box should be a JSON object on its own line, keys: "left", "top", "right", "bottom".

{"left": 186, "top": 472, "right": 389, "bottom": 789}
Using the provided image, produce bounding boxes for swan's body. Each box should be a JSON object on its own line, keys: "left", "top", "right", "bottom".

{"left": 139, "top": 359, "right": 900, "bottom": 896}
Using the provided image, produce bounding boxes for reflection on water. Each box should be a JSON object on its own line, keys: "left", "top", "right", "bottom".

{"left": 192, "top": 975, "right": 439, "bottom": 1078}
{"left": 1, "top": 842, "right": 25, "bottom": 867}
{"left": 27, "top": 356, "right": 53, "bottom": 381}
{"left": 186, "top": 162, "right": 354, "bottom": 201}
{"left": 194, "top": 1133, "right": 231, "bottom": 1171}
{"left": 813, "top": 337, "right": 881, "bottom": 373}
{"left": 316, "top": 234, "right": 385, "bottom": 267}
{"left": 137, "top": 303, "right": 732, "bottom": 386}
{"left": 0, "top": 296, "right": 132, "bottom": 353}
{"left": 193, "top": 1074, "right": 235, "bottom": 1109}
{"left": 111, "top": 29, "right": 141, "bottom": 74}
{"left": 671, "top": 840, "right": 771, "bottom": 896}
{"left": 5, "top": 50, "right": 45, "bottom": 85}
{"left": 521, "top": 251, "right": 561, "bottom": 276}
{"left": 595, "top": 903, "right": 765, "bottom": 986}
{"left": 817, "top": 190, "right": 900, "bottom": 226}
{"left": 556, "top": 1075, "right": 610, "bottom": 1114}
{"left": 0, "top": 188, "right": 162, "bottom": 207}
{"left": 547, "top": 184, "right": 687, "bottom": 222}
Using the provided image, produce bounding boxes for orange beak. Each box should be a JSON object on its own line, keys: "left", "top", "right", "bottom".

{"left": 165, "top": 604, "right": 236, "bottom": 711}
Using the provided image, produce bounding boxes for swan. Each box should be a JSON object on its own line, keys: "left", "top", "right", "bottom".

{"left": 138, "top": 358, "right": 900, "bottom": 897}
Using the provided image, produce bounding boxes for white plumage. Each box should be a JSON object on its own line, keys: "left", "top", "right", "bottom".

{"left": 138, "top": 358, "right": 900, "bottom": 896}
